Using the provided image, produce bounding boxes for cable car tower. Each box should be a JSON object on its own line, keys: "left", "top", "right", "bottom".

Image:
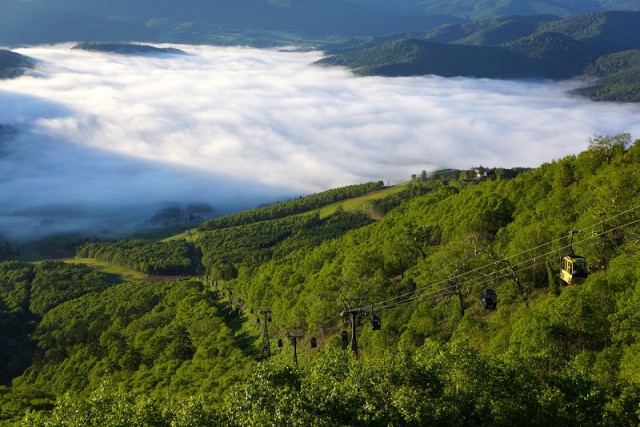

{"left": 259, "top": 309, "right": 272, "bottom": 359}
{"left": 560, "top": 230, "right": 588, "bottom": 285}
{"left": 340, "top": 298, "right": 381, "bottom": 358}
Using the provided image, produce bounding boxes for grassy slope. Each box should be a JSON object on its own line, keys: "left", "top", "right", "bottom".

{"left": 67, "top": 258, "right": 164, "bottom": 282}
{"left": 316, "top": 182, "right": 408, "bottom": 218}
{"left": 165, "top": 183, "right": 409, "bottom": 242}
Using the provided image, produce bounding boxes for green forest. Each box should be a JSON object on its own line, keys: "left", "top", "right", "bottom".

{"left": 1, "top": 134, "right": 640, "bottom": 425}
{"left": 317, "top": 11, "right": 640, "bottom": 103}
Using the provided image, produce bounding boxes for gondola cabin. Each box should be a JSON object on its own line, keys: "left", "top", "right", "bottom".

{"left": 370, "top": 315, "right": 381, "bottom": 331}
{"left": 561, "top": 255, "right": 588, "bottom": 284}
{"left": 482, "top": 289, "right": 497, "bottom": 309}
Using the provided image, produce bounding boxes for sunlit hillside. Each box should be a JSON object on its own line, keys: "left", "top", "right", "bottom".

{"left": 2, "top": 134, "right": 639, "bottom": 425}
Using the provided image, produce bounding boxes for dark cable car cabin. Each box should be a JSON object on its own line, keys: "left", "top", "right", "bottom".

{"left": 561, "top": 255, "right": 588, "bottom": 284}
{"left": 370, "top": 315, "right": 381, "bottom": 331}
{"left": 310, "top": 337, "right": 317, "bottom": 348}
{"left": 277, "top": 339, "right": 283, "bottom": 348}
{"left": 481, "top": 289, "right": 497, "bottom": 310}
{"left": 341, "top": 330, "right": 348, "bottom": 342}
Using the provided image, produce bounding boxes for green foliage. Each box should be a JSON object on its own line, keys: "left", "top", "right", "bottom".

{"left": 29, "top": 261, "right": 108, "bottom": 316}
{"left": 579, "top": 66, "right": 640, "bottom": 101}
{"left": 22, "top": 384, "right": 225, "bottom": 427}
{"left": 538, "top": 11, "right": 640, "bottom": 54}
{"left": 29, "top": 342, "right": 640, "bottom": 426}
{"left": 0, "top": 279, "right": 256, "bottom": 423}
{"left": 4, "top": 134, "right": 640, "bottom": 425}
{"left": 76, "top": 240, "right": 198, "bottom": 276}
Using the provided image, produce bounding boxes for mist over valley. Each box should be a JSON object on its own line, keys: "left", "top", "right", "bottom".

{"left": 1, "top": 43, "right": 639, "bottom": 241}
{"left": 3, "top": 3, "right": 640, "bottom": 425}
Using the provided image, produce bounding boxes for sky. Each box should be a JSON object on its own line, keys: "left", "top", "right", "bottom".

{"left": 1, "top": 43, "right": 640, "bottom": 240}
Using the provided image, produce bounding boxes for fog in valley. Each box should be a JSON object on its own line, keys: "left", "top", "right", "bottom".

{"left": 1, "top": 44, "right": 639, "bottom": 241}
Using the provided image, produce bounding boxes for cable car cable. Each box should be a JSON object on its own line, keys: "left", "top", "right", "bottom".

{"left": 369, "top": 215, "right": 640, "bottom": 313}
{"left": 269, "top": 204, "right": 640, "bottom": 344}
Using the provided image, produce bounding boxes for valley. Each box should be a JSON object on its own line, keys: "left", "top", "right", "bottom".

{"left": 1, "top": 2, "right": 640, "bottom": 425}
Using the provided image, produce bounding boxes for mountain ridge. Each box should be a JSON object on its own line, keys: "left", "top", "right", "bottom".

{"left": 317, "top": 11, "right": 640, "bottom": 102}
{"left": 2, "top": 0, "right": 640, "bottom": 46}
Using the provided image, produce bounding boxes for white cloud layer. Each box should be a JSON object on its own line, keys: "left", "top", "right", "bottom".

{"left": 1, "top": 44, "right": 640, "bottom": 240}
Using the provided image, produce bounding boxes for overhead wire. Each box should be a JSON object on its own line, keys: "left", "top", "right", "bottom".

{"left": 360, "top": 213, "right": 640, "bottom": 313}
{"left": 366, "top": 206, "right": 640, "bottom": 313}
{"left": 293, "top": 203, "right": 640, "bottom": 339}
{"left": 373, "top": 219, "right": 640, "bottom": 313}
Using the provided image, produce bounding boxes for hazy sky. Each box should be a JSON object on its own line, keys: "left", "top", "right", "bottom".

{"left": 1, "top": 44, "right": 639, "bottom": 239}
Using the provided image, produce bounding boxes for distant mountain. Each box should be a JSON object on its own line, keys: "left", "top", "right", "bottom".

{"left": 0, "top": 0, "right": 459, "bottom": 45}
{"left": 317, "top": 11, "right": 640, "bottom": 102}
{"left": 317, "top": 39, "right": 528, "bottom": 78}
{"left": 349, "top": 0, "right": 640, "bottom": 19}
{"left": 317, "top": 31, "right": 594, "bottom": 80}
{"left": 538, "top": 11, "right": 640, "bottom": 54}
{"left": 0, "top": 0, "right": 153, "bottom": 45}
{"left": 0, "top": 50, "right": 33, "bottom": 79}
{"left": 503, "top": 31, "right": 595, "bottom": 78}
{"left": 72, "top": 42, "right": 186, "bottom": 55}
{"left": 575, "top": 49, "right": 640, "bottom": 101}
{"left": 422, "top": 14, "right": 559, "bottom": 45}
{"left": 3, "top": 0, "right": 639, "bottom": 46}
{"left": 321, "top": 14, "right": 561, "bottom": 55}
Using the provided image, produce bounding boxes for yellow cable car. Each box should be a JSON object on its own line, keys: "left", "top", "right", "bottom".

{"left": 560, "top": 255, "right": 588, "bottom": 284}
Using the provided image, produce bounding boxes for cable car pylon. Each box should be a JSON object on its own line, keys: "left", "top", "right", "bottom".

{"left": 259, "top": 309, "right": 272, "bottom": 359}
{"left": 341, "top": 308, "right": 366, "bottom": 358}
{"left": 286, "top": 333, "right": 304, "bottom": 368}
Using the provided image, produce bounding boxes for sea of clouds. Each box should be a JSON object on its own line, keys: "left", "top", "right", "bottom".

{"left": 1, "top": 44, "right": 639, "bottom": 240}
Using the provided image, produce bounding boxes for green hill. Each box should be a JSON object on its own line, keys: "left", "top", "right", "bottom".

{"left": 317, "top": 39, "right": 525, "bottom": 78}
{"left": 317, "top": 35, "right": 592, "bottom": 79}
{"left": 350, "top": 0, "right": 640, "bottom": 19}
{"left": 539, "top": 11, "right": 640, "bottom": 54}
{"left": 3, "top": 0, "right": 640, "bottom": 46}
{"left": 0, "top": 0, "right": 456, "bottom": 45}
{"left": 423, "top": 14, "right": 560, "bottom": 45}
{"left": 575, "top": 49, "right": 640, "bottom": 102}
{"left": 503, "top": 31, "right": 595, "bottom": 78}
{"left": 321, "top": 14, "right": 560, "bottom": 55}
{"left": 317, "top": 11, "right": 640, "bottom": 102}
{"left": 2, "top": 136, "right": 640, "bottom": 424}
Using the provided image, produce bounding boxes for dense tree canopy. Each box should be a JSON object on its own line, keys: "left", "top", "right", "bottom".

{"left": 1, "top": 134, "right": 639, "bottom": 425}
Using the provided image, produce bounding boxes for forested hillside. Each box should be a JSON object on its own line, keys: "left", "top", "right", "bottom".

{"left": 349, "top": 0, "right": 640, "bottom": 19}
{"left": 2, "top": 134, "right": 640, "bottom": 425}
{"left": 3, "top": 0, "right": 639, "bottom": 46}
{"left": 318, "top": 11, "right": 640, "bottom": 102}
{"left": 576, "top": 49, "right": 640, "bottom": 102}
